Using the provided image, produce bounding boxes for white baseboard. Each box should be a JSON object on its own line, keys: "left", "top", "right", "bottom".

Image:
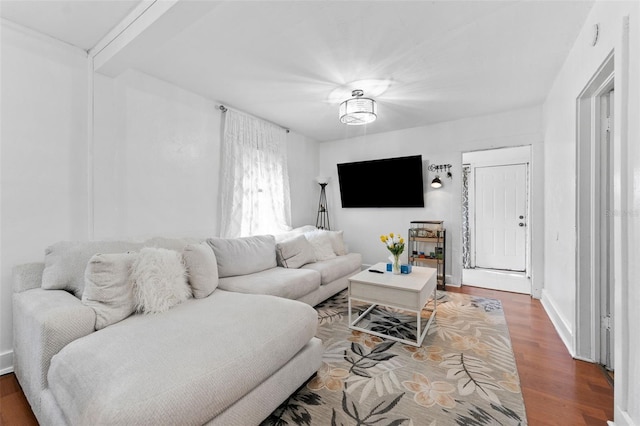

{"left": 540, "top": 290, "right": 574, "bottom": 357}
{"left": 613, "top": 406, "right": 638, "bottom": 426}
{"left": 0, "top": 350, "right": 14, "bottom": 375}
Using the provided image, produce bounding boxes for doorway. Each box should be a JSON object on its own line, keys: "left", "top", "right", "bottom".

{"left": 576, "top": 53, "right": 614, "bottom": 372}
{"left": 462, "top": 146, "right": 531, "bottom": 294}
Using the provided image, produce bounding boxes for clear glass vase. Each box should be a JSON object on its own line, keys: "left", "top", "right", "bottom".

{"left": 390, "top": 254, "right": 401, "bottom": 275}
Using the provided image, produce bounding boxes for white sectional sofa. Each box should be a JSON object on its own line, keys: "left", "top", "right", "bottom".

{"left": 12, "top": 228, "right": 361, "bottom": 425}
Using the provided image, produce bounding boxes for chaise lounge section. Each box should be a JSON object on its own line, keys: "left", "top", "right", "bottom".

{"left": 13, "top": 227, "right": 361, "bottom": 425}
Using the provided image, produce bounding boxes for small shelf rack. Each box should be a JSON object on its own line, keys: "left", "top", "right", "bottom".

{"left": 408, "top": 220, "right": 446, "bottom": 290}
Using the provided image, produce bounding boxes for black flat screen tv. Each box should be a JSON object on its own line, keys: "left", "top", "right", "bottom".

{"left": 337, "top": 155, "right": 425, "bottom": 208}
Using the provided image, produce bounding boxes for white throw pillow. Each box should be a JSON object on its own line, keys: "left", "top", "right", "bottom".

{"left": 183, "top": 243, "right": 219, "bottom": 298}
{"left": 131, "top": 248, "right": 191, "bottom": 314}
{"left": 82, "top": 252, "right": 137, "bottom": 330}
{"left": 304, "top": 230, "right": 336, "bottom": 261}
{"left": 327, "top": 230, "right": 348, "bottom": 256}
{"left": 276, "top": 234, "right": 317, "bottom": 268}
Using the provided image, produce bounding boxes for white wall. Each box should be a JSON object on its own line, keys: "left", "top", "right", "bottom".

{"left": 0, "top": 23, "right": 89, "bottom": 372}
{"left": 542, "top": 1, "right": 639, "bottom": 424}
{"left": 93, "top": 70, "right": 320, "bottom": 240}
{"left": 93, "top": 70, "right": 221, "bottom": 239}
{"left": 287, "top": 132, "right": 320, "bottom": 228}
{"left": 319, "top": 106, "right": 544, "bottom": 288}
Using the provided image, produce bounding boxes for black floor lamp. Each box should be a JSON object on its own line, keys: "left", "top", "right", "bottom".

{"left": 315, "top": 177, "right": 330, "bottom": 230}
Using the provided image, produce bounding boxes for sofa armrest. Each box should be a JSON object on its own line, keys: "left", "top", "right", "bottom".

{"left": 13, "top": 263, "right": 45, "bottom": 293}
{"left": 13, "top": 288, "right": 95, "bottom": 414}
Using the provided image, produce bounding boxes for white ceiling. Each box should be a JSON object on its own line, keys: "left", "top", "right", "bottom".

{"left": 2, "top": 0, "right": 596, "bottom": 142}
{"left": 0, "top": 0, "right": 141, "bottom": 51}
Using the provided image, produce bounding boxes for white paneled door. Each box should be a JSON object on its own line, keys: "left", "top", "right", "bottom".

{"left": 475, "top": 164, "right": 527, "bottom": 271}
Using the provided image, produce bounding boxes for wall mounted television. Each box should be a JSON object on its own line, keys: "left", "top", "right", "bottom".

{"left": 337, "top": 155, "right": 425, "bottom": 208}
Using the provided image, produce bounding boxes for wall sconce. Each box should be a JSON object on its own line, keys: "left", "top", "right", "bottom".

{"left": 428, "top": 164, "right": 452, "bottom": 188}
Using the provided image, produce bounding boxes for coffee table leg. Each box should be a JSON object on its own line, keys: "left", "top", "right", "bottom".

{"left": 349, "top": 302, "right": 378, "bottom": 327}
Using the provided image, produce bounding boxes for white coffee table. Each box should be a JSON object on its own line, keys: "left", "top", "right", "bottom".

{"left": 348, "top": 262, "right": 438, "bottom": 347}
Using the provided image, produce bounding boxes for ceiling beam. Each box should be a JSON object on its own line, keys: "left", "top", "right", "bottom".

{"left": 91, "top": 0, "right": 219, "bottom": 76}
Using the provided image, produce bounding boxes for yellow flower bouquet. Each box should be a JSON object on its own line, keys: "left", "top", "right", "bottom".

{"left": 380, "top": 233, "right": 405, "bottom": 274}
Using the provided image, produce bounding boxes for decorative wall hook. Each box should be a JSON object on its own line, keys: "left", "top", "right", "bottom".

{"left": 428, "top": 164, "right": 453, "bottom": 188}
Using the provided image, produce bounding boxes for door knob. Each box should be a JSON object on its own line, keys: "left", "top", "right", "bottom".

{"left": 519, "top": 223, "right": 525, "bottom": 227}
{"left": 519, "top": 215, "right": 524, "bottom": 219}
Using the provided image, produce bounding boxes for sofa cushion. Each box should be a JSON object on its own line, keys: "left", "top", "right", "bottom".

{"left": 276, "top": 234, "right": 316, "bottom": 268}
{"left": 207, "top": 235, "right": 276, "bottom": 278}
{"left": 183, "top": 243, "right": 219, "bottom": 298}
{"left": 82, "top": 252, "right": 137, "bottom": 330}
{"left": 304, "top": 230, "right": 336, "bottom": 261}
{"left": 42, "top": 241, "right": 144, "bottom": 297}
{"left": 131, "top": 248, "right": 191, "bottom": 314}
{"left": 302, "top": 252, "right": 362, "bottom": 285}
{"left": 47, "top": 291, "right": 318, "bottom": 425}
{"left": 218, "top": 267, "right": 320, "bottom": 300}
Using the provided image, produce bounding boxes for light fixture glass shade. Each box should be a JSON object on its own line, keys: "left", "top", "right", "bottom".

{"left": 339, "top": 95, "right": 377, "bottom": 125}
{"left": 431, "top": 176, "right": 442, "bottom": 188}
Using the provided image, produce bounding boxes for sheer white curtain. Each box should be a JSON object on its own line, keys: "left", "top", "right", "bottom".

{"left": 219, "top": 109, "right": 291, "bottom": 238}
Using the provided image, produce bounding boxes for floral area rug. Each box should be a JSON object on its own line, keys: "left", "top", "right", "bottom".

{"left": 262, "top": 290, "right": 527, "bottom": 426}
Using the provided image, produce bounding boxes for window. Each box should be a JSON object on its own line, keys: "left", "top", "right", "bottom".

{"left": 219, "top": 109, "right": 291, "bottom": 238}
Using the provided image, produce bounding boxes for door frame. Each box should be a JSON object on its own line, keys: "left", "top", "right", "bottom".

{"left": 462, "top": 146, "right": 532, "bottom": 289}
{"left": 575, "top": 52, "right": 614, "bottom": 362}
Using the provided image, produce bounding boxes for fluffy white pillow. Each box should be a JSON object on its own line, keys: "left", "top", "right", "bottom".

{"left": 82, "top": 252, "right": 137, "bottom": 330}
{"left": 131, "top": 248, "right": 191, "bottom": 314}
{"left": 183, "top": 243, "right": 219, "bottom": 298}
{"left": 304, "top": 230, "right": 336, "bottom": 261}
{"left": 276, "top": 234, "right": 317, "bottom": 268}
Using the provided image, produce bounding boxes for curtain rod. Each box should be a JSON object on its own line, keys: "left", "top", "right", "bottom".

{"left": 219, "top": 104, "right": 290, "bottom": 133}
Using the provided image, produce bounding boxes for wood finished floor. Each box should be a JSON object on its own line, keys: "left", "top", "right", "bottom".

{"left": 0, "top": 285, "right": 613, "bottom": 425}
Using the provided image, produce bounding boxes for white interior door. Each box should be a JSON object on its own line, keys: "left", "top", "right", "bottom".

{"left": 475, "top": 164, "right": 527, "bottom": 271}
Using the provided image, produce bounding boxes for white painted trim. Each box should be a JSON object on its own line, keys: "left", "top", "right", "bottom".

{"left": 92, "top": 0, "right": 178, "bottom": 69}
{"left": 88, "top": 0, "right": 158, "bottom": 58}
{"left": 540, "top": 290, "right": 574, "bottom": 357}
{"left": 463, "top": 146, "right": 532, "bottom": 295}
{"left": 87, "top": 58, "right": 95, "bottom": 239}
{"left": 613, "top": 14, "right": 631, "bottom": 423}
{"left": 575, "top": 52, "right": 614, "bottom": 362}
{"left": 0, "top": 350, "right": 13, "bottom": 375}
{"left": 614, "top": 406, "right": 637, "bottom": 426}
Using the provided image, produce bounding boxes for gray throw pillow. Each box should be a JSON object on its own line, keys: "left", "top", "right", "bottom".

{"left": 276, "top": 234, "right": 317, "bottom": 268}
{"left": 43, "top": 241, "right": 144, "bottom": 297}
{"left": 206, "top": 235, "right": 276, "bottom": 278}
{"left": 183, "top": 243, "right": 219, "bottom": 298}
{"left": 82, "top": 252, "right": 137, "bottom": 330}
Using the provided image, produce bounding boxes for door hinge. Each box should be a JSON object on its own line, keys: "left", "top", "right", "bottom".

{"left": 601, "top": 315, "right": 612, "bottom": 331}
{"left": 606, "top": 117, "right": 612, "bottom": 132}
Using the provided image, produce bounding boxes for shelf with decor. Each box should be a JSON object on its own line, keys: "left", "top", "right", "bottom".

{"left": 408, "top": 220, "right": 446, "bottom": 290}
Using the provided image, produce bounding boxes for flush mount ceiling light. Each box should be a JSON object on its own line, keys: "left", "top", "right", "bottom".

{"left": 339, "top": 90, "right": 377, "bottom": 125}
